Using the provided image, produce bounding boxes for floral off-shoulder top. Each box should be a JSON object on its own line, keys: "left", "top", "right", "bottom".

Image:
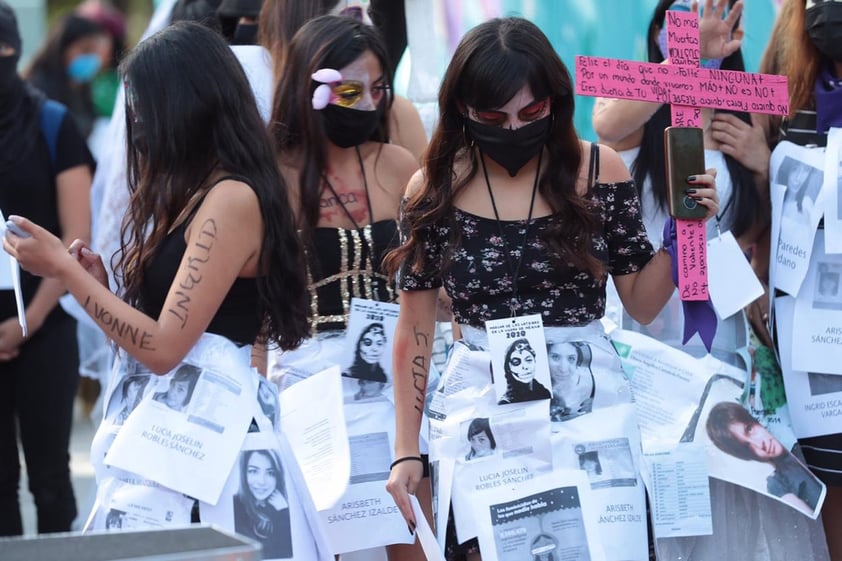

{"left": 397, "top": 180, "right": 655, "bottom": 328}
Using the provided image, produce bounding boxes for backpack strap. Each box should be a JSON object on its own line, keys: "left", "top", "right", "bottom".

{"left": 39, "top": 99, "right": 67, "bottom": 167}
{"left": 587, "top": 142, "right": 600, "bottom": 188}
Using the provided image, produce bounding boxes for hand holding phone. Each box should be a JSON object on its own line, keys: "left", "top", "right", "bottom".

{"left": 664, "top": 127, "right": 708, "bottom": 220}
{"left": 5, "top": 220, "right": 31, "bottom": 239}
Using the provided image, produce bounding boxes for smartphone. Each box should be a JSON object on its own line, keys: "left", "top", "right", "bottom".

{"left": 664, "top": 126, "right": 707, "bottom": 220}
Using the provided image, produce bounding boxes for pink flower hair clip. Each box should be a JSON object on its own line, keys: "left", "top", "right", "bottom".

{"left": 312, "top": 68, "right": 342, "bottom": 110}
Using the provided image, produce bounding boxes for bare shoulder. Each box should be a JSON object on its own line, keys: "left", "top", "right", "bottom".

{"left": 196, "top": 178, "right": 262, "bottom": 225}
{"left": 405, "top": 168, "right": 426, "bottom": 199}
{"left": 372, "top": 142, "right": 420, "bottom": 198}
{"left": 588, "top": 141, "right": 632, "bottom": 184}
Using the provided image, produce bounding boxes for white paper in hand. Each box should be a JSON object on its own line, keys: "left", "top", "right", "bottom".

{"left": 0, "top": 210, "right": 27, "bottom": 336}
{"left": 707, "top": 231, "right": 764, "bottom": 320}
{"left": 410, "top": 495, "right": 445, "bottom": 561}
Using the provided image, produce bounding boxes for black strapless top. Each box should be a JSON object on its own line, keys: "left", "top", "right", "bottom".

{"left": 307, "top": 219, "right": 398, "bottom": 333}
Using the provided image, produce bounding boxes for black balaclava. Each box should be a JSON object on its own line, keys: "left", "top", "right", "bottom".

{"left": 0, "top": 0, "right": 42, "bottom": 173}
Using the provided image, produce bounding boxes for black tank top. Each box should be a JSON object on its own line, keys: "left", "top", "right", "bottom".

{"left": 138, "top": 175, "right": 262, "bottom": 345}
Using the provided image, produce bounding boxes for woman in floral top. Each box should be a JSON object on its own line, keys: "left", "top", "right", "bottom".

{"left": 384, "top": 17, "right": 720, "bottom": 561}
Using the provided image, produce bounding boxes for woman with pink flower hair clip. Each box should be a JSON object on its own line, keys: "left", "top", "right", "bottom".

{"left": 265, "top": 14, "right": 429, "bottom": 561}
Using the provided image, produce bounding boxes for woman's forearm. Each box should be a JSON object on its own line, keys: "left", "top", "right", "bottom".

{"left": 392, "top": 289, "right": 438, "bottom": 457}
{"left": 616, "top": 248, "right": 675, "bottom": 325}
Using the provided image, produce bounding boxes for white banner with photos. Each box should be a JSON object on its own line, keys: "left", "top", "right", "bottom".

{"left": 200, "top": 431, "right": 322, "bottom": 561}
{"left": 778, "top": 296, "right": 842, "bottom": 439}
{"left": 770, "top": 142, "right": 827, "bottom": 297}
{"left": 791, "top": 234, "right": 842, "bottom": 375}
{"left": 473, "top": 469, "right": 606, "bottom": 561}
{"left": 551, "top": 405, "right": 647, "bottom": 561}
{"left": 104, "top": 335, "right": 256, "bottom": 504}
{"left": 430, "top": 322, "right": 643, "bottom": 560}
{"left": 612, "top": 329, "right": 826, "bottom": 519}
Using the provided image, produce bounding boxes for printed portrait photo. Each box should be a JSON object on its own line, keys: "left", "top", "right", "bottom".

{"left": 107, "top": 374, "right": 150, "bottom": 425}
{"left": 464, "top": 417, "right": 497, "bottom": 462}
{"left": 497, "top": 338, "right": 551, "bottom": 405}
{"left": 813, "top": 262, "right": 842, "bottom": 311}
{"left": 705, "top": 401, "right": 823, "bottom": 517}
{"left": 777, "top": 156, "right": 822, "bottom": 223}
{"left": 342, "top": 323, "right": 391, "bottom": 403}
{"left": 152, "top": 364, "right": 201, "bottom": 413}
{"left": 574, "top": 438, "right": 636, "bottom": 489}
{"left": 548, "top": 341, "right": 595, "bottom": 422}
{"left": 257, "top": 378, "right": 279, "bottom": 429}
{"left": 233, "top": 448, "right": 293, "bottom": 559}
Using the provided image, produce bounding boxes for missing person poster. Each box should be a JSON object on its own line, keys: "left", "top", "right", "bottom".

{"left": 105, "top": 336, "right": 255, "bottom": 504}
{"left": 474, "top": 470, "right": 605, "bottom": 561}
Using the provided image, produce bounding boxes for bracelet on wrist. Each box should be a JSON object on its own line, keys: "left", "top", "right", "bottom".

{"left": 390, "top": 455, "right": 424, "bottom": 470}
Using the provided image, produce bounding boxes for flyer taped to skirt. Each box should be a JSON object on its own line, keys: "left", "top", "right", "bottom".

{"left": 612, "top": 329, "right": 826, "bottom": 519}
{"left": 104, "top": 333, "right": 256, "bottom": 504}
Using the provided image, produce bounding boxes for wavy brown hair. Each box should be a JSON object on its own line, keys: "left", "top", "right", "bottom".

{"left": 384, "top": 17, "right": 603, "bottom": 280}
{"left": 759, "top": 0, "right": 822, "bottom": 136}
{"left": 117, "top": 22, "right": 310, "bottom": 350}
{"left": 269, "top": 15, "right": 393, "bottom": 238}
{"left": 258, "top": 0, "right": 335, "bottom": 79}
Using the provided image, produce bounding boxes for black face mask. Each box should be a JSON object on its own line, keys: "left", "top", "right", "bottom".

{"left": 232, "top": 22, "right": 258, "bottom": 45}
{"left": 806, "top": 1, "right": 842, "bottom": 62}
{"left": 465, "top": 116, "right": 551, "bottom": 177}
{"left": 0, "top": 55, "right": 18, "bottom": 99}
{"left": 321, "top": 104, "right": 380, "bottom": 148}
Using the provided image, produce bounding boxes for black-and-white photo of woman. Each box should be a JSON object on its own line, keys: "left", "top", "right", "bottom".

{"left": 233, "top": 448, "right": 292, "bottom": 559}
{"left": 345, "top": 323, "right": 388, "bottom": 380}
{"left": 465, "top": 417, "right": 497, "bottom": 461}
{"left": 113, "top": 374, "right": 150, "bottom": 425}
{"left": 498, "top": 338, "right": 550, "bottom": 405}
{"left": 152, "top": 364, "right": 200, "bottom": 413}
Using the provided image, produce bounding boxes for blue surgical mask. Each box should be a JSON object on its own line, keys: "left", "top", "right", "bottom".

{"left": 67, "top": 53, "right": 101, "bottom": 83}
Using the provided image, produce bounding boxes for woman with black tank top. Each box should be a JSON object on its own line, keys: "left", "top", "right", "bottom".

{"left": 759, "top": 2, "right": 842, "bottom": 559}
{"left": 4, "top": 23, "right": 324, "bottom": 553}
{"left": 266, "top": 15, "right": 429, "bottom": 561}
{"left": 384, "top": 18, "right": 720, "bottom": 561}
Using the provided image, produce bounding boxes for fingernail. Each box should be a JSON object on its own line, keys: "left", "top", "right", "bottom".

{"left": 686, "top": 175, "right": 697, "bottom": 182}
{"left": 408, "top": 522, "right": 415, "bottom": 536}
{"left": 81, "top": 247, "right": 95, "bottom": 257}
{"left": 8, "top": 215, "right": 21, "bottom": 222}
{"left": 685, "top": 188, "right": 697, "bottom": 194}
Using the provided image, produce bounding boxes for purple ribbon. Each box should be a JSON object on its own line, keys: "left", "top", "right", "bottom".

{"left": 662, "top": 217, "right": 718, "bottom": 352}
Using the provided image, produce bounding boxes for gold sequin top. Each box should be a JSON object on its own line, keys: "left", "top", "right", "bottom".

{"left": 307, "top": 219, "right": 398, "bottom": 333}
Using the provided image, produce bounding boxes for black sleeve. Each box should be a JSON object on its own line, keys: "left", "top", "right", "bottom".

{"left": 369, "top": 0, "right": 407, "bottom": 71}
{"left": 54, "top": 112, "right": 95, "bottom": 174}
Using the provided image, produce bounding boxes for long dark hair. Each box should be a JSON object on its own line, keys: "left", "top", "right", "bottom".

{"left": 384, "top": 17, "right": 603, "bottom": 279}
{"left": 238, "top": 449, "right": 286, "bottom": 537}
{"left": 258, "top": 0, "right": 336, "bottom": 77}
{"left": 269, "top": 15, "right": 393, "bottom": 237}
{"left": 634, "top": 0, "right": 762, "bottom": 238}
{"left": 117, "top": 21, "right": 309, "bottom": 350}
{"left": 23, "top": 14, "right": 105, "bottom": 105}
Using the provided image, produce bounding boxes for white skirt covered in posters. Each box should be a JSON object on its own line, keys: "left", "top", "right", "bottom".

{"left": 429, "top": 322, "right": 648, "bottom": 561}
{"left": 87, "top": 333, "right": 331, "bottom": 561}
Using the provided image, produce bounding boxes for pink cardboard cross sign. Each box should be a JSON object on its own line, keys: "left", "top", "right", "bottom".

{"left": 575, "top": 10, "right": 789, "bottom": 349}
